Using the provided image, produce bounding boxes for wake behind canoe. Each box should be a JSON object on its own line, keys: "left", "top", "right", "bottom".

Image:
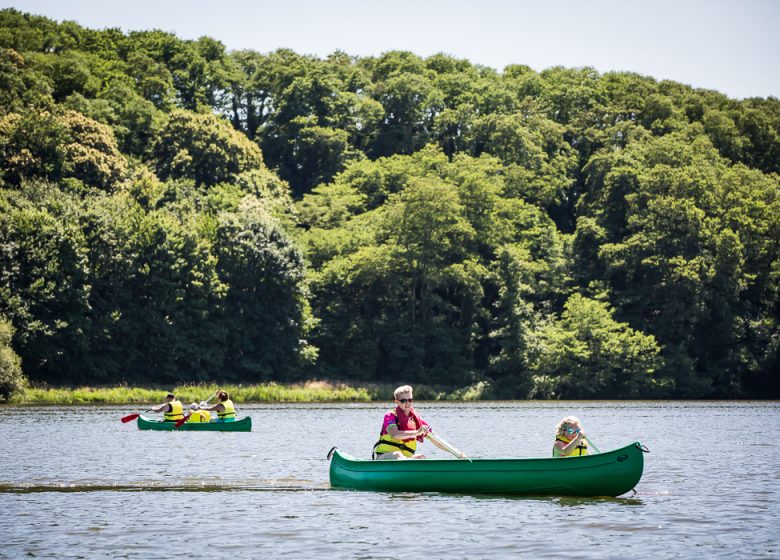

{"left": 137, "top": 415, "right": 252, "bottom": 432}
{"left": 329, "top": 441, "right": 647, "bottom": 497}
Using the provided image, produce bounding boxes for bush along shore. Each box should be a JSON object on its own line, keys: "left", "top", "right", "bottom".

{"left": 4, "top": 381, "right": 492, "bottom": 405}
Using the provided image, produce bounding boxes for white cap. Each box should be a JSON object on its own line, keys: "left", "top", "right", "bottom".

{"left": 190, "top": 403, "right": 198, "bottom": 410}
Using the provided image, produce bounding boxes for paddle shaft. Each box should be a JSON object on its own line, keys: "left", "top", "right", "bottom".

{"left": 584, "top": 436, "right": 601, "bottom": 454}
{"left": 174, "top": 390, "right": 219, "bottom": 427}
{"left": 427, "top": 431, "right": 470, "bottom": 461}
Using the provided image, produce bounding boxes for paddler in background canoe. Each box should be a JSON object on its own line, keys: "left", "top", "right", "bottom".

{"left": 372, "top": 385, "right": 459, "bottom": 460}
{"left": 198, "top": 390, "right": 237, "bottom": 422}
{"left": 553, "top": 415, "right": 589, "bottom": 457}
{"left": 149, "top": 392, "right": 184, "bottom": 422}
{"left": 186, "top": 402, "right": 211, "bottom": 423}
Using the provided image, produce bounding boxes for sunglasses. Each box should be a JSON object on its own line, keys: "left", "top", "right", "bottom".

{"left": 397, "top": 398, "right": 413, "bottom": 404}
{"left": 565, "top": 427, "right": 581, "bottom": 434}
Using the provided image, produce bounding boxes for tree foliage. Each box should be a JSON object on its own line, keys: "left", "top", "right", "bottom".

{"left": 1, "top": 9, "right": 778, "bottom": 397}
{"left": 154, "top": 109, "right": 264, "bottom": 187}
{"left": 0, "top": 315, "right": 25, "bottom": 401}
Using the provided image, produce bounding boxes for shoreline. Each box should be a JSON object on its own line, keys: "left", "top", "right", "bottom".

{"left": 4, "top": 381, "right": 486, "bottom": 405}
{"left": 4, "top": 383, "right": 775, "bottom": 405}
{"left": 5, "top": 382, "right": 374, "bottom": 405}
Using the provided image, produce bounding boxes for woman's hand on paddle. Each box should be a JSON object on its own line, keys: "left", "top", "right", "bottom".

{"left": 417, "top": 425, "right": 430, "bottom": 437}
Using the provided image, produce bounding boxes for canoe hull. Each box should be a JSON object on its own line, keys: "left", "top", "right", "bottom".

{"left": 329, "top": 441, "right": 645, "bottom": 497}
{"left": 137, "top": 415, "right": 252, "bottom": 432}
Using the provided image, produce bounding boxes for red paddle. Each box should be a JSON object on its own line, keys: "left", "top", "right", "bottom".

{"left": 120, "top": 411, "right": 149, "bottom": 423}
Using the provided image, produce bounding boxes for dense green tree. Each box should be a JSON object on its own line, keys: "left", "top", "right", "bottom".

{"left": 274, "top": 117, "right": 363, "bottom": 196}
{"left": 153, "top": 109, "right": 264, "bottom": 187}
{"left": 0, "top": 108, "right": 127, "bottom": 189}
{"left": 487, "top": 245, "right": 539, "bottom": 397}
{"left": 0, "top": 315, "right": 25, "bottom": 401}
{"left": 578, "top": 130, "right": 780, "bottom": 395}
{"left": 537, "top": 66, "right": 605, "bottom": 125}
{"left": 370, "top": 71, "right": 443, "bottom": 157}
{"left": 76, "top": 182, "right": 229, "bottom": 384}
{"left": 58, "top": 109, "right": 128, "bottom": 188}
{"left": 0, "top": 47, "right": 53, "bottom": 115}
{"left": 526, "top": 294, "right": 663, "bottom": 398}
{"left": 465, "top": 112, "right": 577, "bottom": 228}
{"left": 112, "top": 206, "right": 222, "bottom": 383}
{"left": 0, "top": 183, "right": 91, "bottom": 383}
{"left": 1, "top": 8, "right": 778, "bottom": 397}
{"left": 226, "top": 49, "right": 274, "bottom": 140}
{"left": 301, "top": 147, "right": 570, "bottom": 387}
{"left": 0, "top": 110, "right": 67, "bottom": 186}
{"left": 214, "top": 197, "right": 312, "bottom": 380}
{"left": 0, "top": 9, "right": 65, "bottom": 53}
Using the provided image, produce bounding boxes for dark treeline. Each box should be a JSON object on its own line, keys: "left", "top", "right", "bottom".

{"left": 0, "top": 9, "right": 778, "bottom": 400}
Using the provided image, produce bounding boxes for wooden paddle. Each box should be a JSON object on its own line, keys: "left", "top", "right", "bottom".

{"left": 584, "top": 436, "right": 602, "bottom": 454}
{"left": 174, "top": 390, "right": 219, "bottom": 428}
{"left": 427, "top": 431, "right": 471, "bottom": 461}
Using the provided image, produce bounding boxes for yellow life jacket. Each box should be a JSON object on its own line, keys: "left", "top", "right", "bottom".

{"left": 217, "top": 399, "right": 236, "bottom": 421}
{"left": 187, "top": 409, "right": 211, "bottom": 423}
{"left": 163, "top": 399, "right": 184, "bottom": 421}
{"left": 373, "top": 410, "right": 418, "bottom": 458}
{"left": 553, "top": 435, "right": 588, "bottom": 458}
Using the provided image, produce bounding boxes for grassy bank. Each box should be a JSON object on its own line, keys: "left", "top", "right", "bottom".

{"left": 6, "top": 380, "right": 491, "bottom": 405}
{"left": 10, "top": 382, "right": 372, "bottom": 405}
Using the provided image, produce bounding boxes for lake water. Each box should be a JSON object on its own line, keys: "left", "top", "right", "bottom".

{"left": 0, "top": 401, "right": 776, "bottom": 558}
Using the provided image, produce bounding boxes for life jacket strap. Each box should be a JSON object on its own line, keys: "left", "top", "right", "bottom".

{"left": 372, "top": 439, "right": 416, "bottom": 459}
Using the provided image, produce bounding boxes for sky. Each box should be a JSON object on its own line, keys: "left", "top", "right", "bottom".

{"left": 3, "top": 0, "right": 779, "bottom": 99}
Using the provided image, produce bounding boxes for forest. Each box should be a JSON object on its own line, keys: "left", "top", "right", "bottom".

{"left": 0, "top": 9, "right": 778, "bottom": 400}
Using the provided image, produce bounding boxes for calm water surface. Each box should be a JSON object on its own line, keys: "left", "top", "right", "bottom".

{"left": 0, "top": 401, "right": 776, "bottom": 558}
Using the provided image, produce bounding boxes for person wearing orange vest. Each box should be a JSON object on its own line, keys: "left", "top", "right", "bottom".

{"left": 372, "top": 385, "right": 452, "bottom": 460}
{"left": 150, "top": 392, "right": 184, "bottom": 422}
{"left": 553, "top": 415, "right": 589, "bottom": 457}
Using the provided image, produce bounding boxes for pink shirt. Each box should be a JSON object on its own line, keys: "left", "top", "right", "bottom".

{"left": 380, "top": 410, "right": 430, "bottom": 442}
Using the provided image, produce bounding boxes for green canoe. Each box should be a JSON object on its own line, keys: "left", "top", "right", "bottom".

{"left": 137, "top": 415, "right": 252, "bottom": 432}
{"left": 328, "top": 441, "right": 647, "bottom": 497}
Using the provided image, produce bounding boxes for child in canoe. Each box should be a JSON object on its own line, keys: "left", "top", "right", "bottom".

{"left": 553, "top": 415, "right": 589, "bottom": 457}
{"left": 186, "top": 402, "right": 211, "bottom": 423}
{"left": 372, "top": 385, "right": 454, "bottom": 460}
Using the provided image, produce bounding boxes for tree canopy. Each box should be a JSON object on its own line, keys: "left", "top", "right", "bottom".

{"left": 0, "top": 9, "right": 778, "bottom": 397}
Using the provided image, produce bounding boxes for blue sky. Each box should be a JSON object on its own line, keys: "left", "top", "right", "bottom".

{"left": 3, "top": 0, "right": 778, "bottom": 99}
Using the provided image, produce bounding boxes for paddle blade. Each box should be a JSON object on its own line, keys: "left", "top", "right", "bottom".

{"left": 174, "top": 414, "right": 190, "bottom": 428}
{"left": 121, "top": 413, "right": 140, "bottom": 423}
